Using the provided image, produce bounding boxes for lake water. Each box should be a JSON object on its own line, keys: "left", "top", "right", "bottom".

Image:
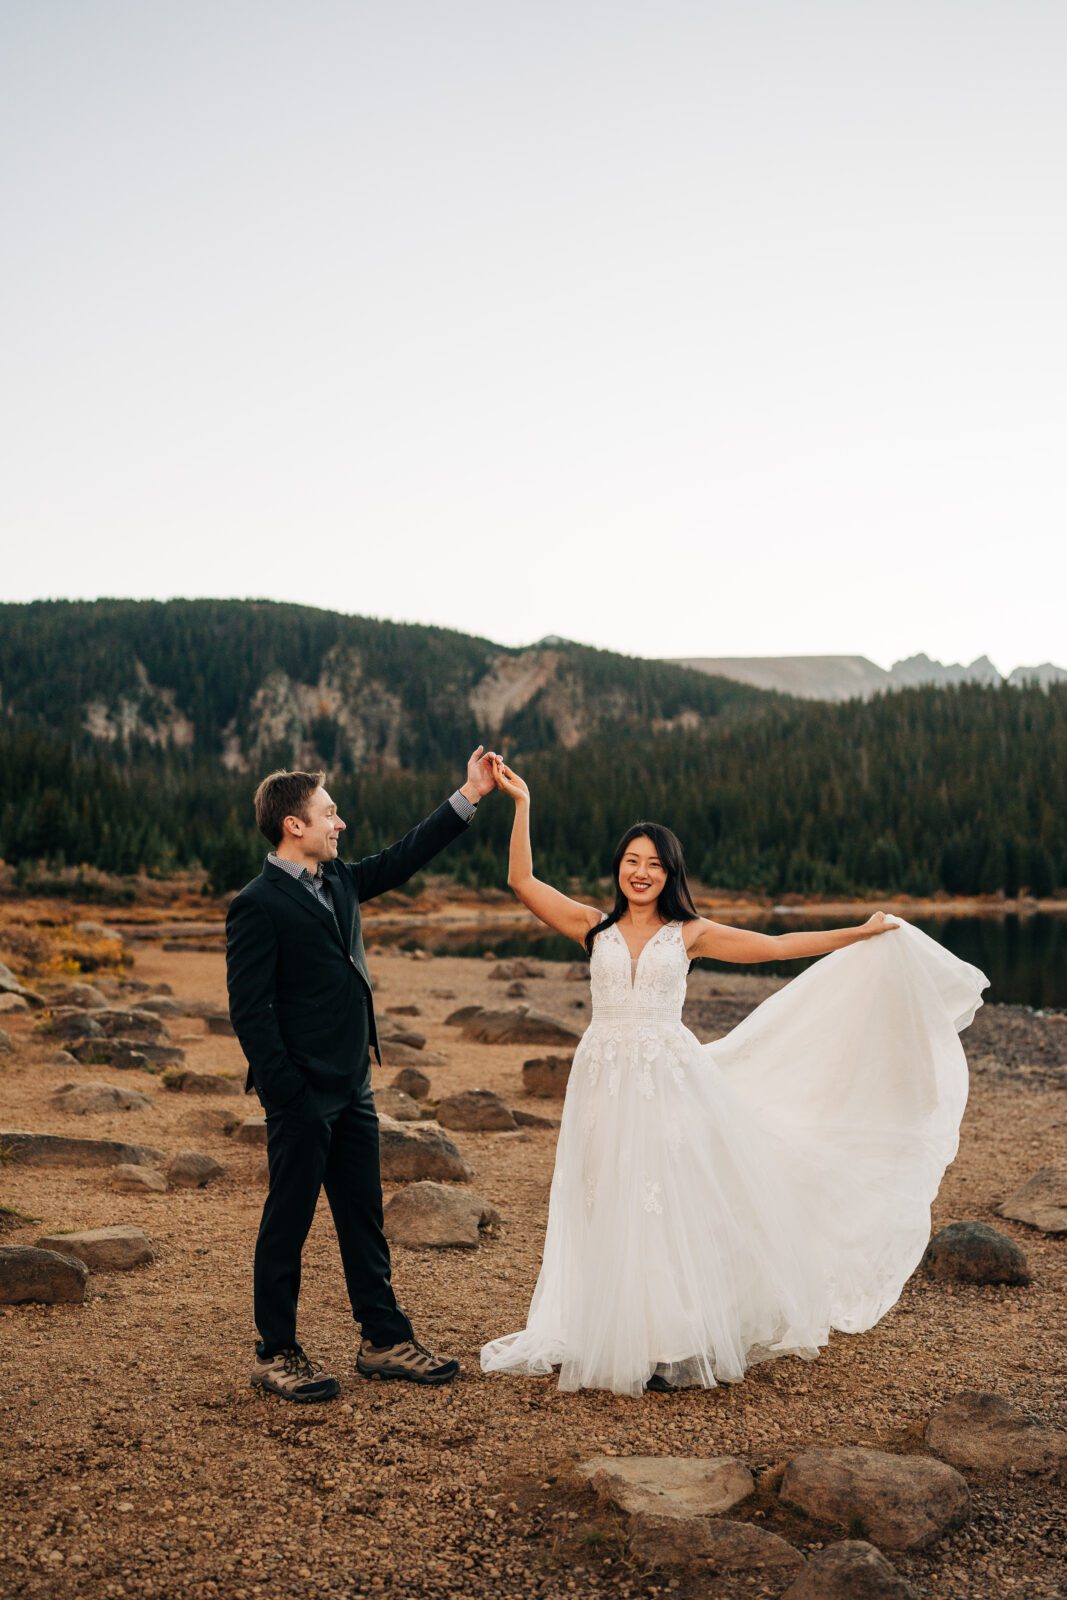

{"left": 378, "top": 912, "right": 1067, "bottom": 1011}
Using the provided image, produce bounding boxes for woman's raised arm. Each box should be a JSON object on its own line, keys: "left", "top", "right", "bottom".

{"left": 493, "top": 759, "right": 601, "bottom": 946}
{"left": 685, "top": 912, "right": 899, "bottom": 963}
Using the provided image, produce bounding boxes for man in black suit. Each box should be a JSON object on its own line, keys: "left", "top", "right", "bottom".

{"left": 226, "top": 747, "right": 497, "bottom": 1402}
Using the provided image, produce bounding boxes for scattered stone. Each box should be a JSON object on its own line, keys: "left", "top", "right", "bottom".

{"left": 0, "top": 1246, "right": 89, "bottom": 1304}
{"left": 383, "top": 1182, "right": 500, "bottom": 1248}
{"left": 998, "top": 1163, "right": 1067, "bottom": 1233}
{"left": 51, "top": 1081, "right": 153, "bottom": 1115}
{"left": 0, "top": 1132, "right": 164, "bottom": 1168}
{"left": 391, "top": 1066, "right": 431, "bottom": 1100}
{"left": 93, "top": 1008, "right": 170, "bottom": 1040}
{"left": 461, "top": 1008, "right": 581, "bottom": 1047}
{"left": 47, "top": 1049, "right": 78, "bottom": 1065}
{"left": 922, "top": 1221, "right": 1030, "bottom": 1284}
{"left": 490, "top": 959, "right": 544, "bottom": 981}
{"left": 374, "top": 1086, "right": 423, "bottom": 1121}
{"left": 521, "top": 1055, "right": 574, "bottom": 1097}
{"left": 780, "top": 1541, "right": 913, "bottom": 1599}
{"left": 234, "top": 1118, "right": 267, "bottom": 1146}
{"left": 925, "top": 1391, "right": 1067, "bottom": 1474}
{"left": 578, "top": 1456, "right": 755, "bottom": 1519}
{"left": 436, "top": 1089, "right": 517, "bottom": 1132}
{"left": 386, "top": 1004, "right": 421, "bottom": 1016}
{"left": 38, "top": 981, "right": 108, "bottom": 1009}
{"left": 379, "top": 1025, "right": 426, "bottom": 1050}
{"left": 377, "top": 1117, "right": 472, "bottom": 1183}
{"left": 73, "top": 920, "right": 123, "bottom": 941}
{"left": 430, "top": 988, "right": 456, "bottom": 1000}
{"left": 512, "top": 1108, "right": 560, "bottom": 1129}
{"left": 0, "top": 961, "right": 45, "bottom": 1008}
{"left": 564, "top": 961, "right": 591, "bottom": 981}
{"left": 69, "top": 1039, "right": 182, "bottom": 1071}
{"left": 191, "top": 1108, "right": 244, "bottom": 1139}
{"left": 506, "top": 981, "right": 528, "bottom": 998}
{"left": 0, "top": 994, "right": 30, "bottom": 1013}
{"left": 628, "top": 1513, "right": 803, "bottom": 1575}
{"left": 163, "top": 1070, "right": 241, "bottom": 1096}
{"left": 779, "top": 1447, "right": 969, "bottom": 1550}
{"left": 167, "top": 1151, "right": 226, "bottom": 1188}
{"left": 382, "top": 1041, "right": 448, "bottom": 1068}
{"left": 47, "top": 1010, "right": 104, "bottom": 1041}
{"left": 37, "top": 1225, "right": 155, "bottom": 1271}
{"left": 112, "top": 1164, "right": 168, "bottom": 1193}
{"left": 138, "top": 996, "right": 219, "bottom": 1018}
{"left": 0, "top": 1028, "right": 13, "bottom": 1054}
{"left": 444, "top": 1005, "right": 484, "bottom": 1027}
{"left": 205, "top": 1013, "right": 235, "bottom": 1036}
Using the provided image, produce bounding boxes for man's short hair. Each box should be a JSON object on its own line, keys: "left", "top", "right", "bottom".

{"left": 253, "top": 770, "right": 326, "bottom": 848}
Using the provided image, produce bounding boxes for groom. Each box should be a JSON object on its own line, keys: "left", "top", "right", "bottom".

{"left": 226, "top": 746, "right": 497, "bottom": 1402}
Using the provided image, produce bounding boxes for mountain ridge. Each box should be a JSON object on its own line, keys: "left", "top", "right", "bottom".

{"left": 670, "top": 652, "right": 1067, "bottom": 702}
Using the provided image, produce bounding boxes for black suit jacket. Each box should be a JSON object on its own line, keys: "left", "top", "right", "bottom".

{"left": 225, "top": 797, "right": 468, "bottom": 1107}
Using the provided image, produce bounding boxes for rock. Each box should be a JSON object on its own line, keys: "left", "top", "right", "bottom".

{"left": 386, "top": 1004, "right": 421, "bottom": 1016}
{"left": 204, "top": 1013, "right": 235, "bottom": 1036}
{"left": 436, "top": 1089, "right": 517, "bottom": 1132}
{"left": 779, "top": 1448, "right": 969, "bottom": 1550}
{"left": 162, "top": 1071, "right": 241, "bottom": 1096}
{"left": 377, "top": 1117, "right": 472, "bottom": 1183}
{"left": 190, "top": 1108, "right": 244, "bottom": 1138}
{"left": 48, "top": 1010, "right": 105, "bottom": 1040}
{"left": 444, "top": 1005, "right": 484, "bottom": 1026}
{"left": 374, "top": 1086, "right": 423, "bottom": 1122}
{"left": 506, "top": 981, "right": 528, "bottom": 998}
{"left": 36, "top": 1225, "right": 155, "bottom": 1271}
{"left": 0, "top": 1132, "right": 164, "bottom": 1168}
{"left": 138, "top": 996, "right": 218, "bottom": 1017}
{"left": 925, "top": 1391, "right": 1067, "bottom": 1474}
{"left": 234, "top": 1118, "right": 268, "bottom": 1145}
{"left": 112, "top": 1164, "right": 167, "bottom": 1193}
{"left": 0, "top": 994, "right": 30, "bottom": 1013}
{"left": 47, "top": 1049, "right": 78, "bottom": 1065}
{"left": 382, "top": 1041, "right": 448, "bottom": 1068}
{"left": 0, "top": 1028, "right": 12, "bottom": 1054}
{"left": 167, "top": 1151, "right": 226, "bottom": 1188}
{"left": 461, "top": 1008, "right": 581, "bottom": 1047}
{"left": 521, "top": 1055, "right": 574, "bottom": 1097}
{"left": 70, "top": 1038, "right": 185, "bottom": 1069}
{"left": 780, "top": 1540, "right": 912, "bottom": 1599}
{"left": 391, "top": 1066, "right": 431, "bottom": 1100}
{"left": 578, "top": 1456, "right": 754, "bottom": 1520}
{"left": 0, "top": 961, "right": 45, "bottom": 1008}
{"left": 922, "top": 1221, "right": 1030, "bottom": 1284}
{"left": 93, "top": 1008, "right": 169, "bottom": 1040}
{"left": 73, "top": 920, "right": 122, "bottom": 941}
{"left": 51, "top": 1081, "right": 153, "bottom": 1115}
{"left": 998, "top": 1163, "right": 1067, "bottom": 1233}
{"left": 0, "top": 1246, "right": 89, "bottom": 1304}
{"left": 512, "top": 1108, "right": 560, "bottom": 1129}
{"left": 379, "top": 1025, "right": 426, "bottom": 1050}
{"left": 490, "top": 959, "right": 544, "bottom": 981}
{"left": 38, "top": 981, "right": 108, "bottom": 1009}
{"left": 628, "top": 1513, "right": 803, "bottom": 1575}
{"left": 564, "top": 961, "right": 591, "bottom": 981}
{"left": 383, "top": 1182, "right": 500, "bottom": 1248}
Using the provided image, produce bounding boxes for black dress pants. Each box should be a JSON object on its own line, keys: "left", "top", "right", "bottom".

{"left": 254, "top": 1075, "right": 413, "bottom": 1356}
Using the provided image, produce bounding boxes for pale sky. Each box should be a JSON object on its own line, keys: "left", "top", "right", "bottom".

{"left": 2, "top": 2, "right": 1064, "bottom": 673}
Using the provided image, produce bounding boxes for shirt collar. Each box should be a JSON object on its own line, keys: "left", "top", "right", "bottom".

{"left": 268, "top": 852, "right": 323, "bottom": 882}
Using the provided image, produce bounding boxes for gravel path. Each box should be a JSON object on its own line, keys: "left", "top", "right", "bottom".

{"left": 1, "top": 934, "right": 1064, "bottom": 1599}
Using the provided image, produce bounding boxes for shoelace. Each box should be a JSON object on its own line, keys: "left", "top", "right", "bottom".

{"left": 281, "top": 1348, "right": 318, "bottom": 1380}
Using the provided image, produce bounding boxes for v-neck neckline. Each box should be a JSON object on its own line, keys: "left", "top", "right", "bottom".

{"left": 614, "top": 920, "right": 673, "bottom": 989}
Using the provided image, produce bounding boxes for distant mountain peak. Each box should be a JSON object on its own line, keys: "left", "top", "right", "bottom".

{"left": 671, "top": 652, "right": 1066, "bottom": 702}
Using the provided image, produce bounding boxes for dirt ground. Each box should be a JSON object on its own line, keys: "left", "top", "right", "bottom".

{"left": 1, "top": 922, "right": 1064, "bottom": 1600}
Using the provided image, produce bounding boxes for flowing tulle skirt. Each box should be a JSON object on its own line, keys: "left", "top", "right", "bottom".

{"left": 480, "top": 918, "right": 988, "bottom": 1396}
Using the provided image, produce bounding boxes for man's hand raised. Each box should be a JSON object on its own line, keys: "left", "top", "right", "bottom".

{"left": 460, "top": 745, "right": 499, "bottom": 804}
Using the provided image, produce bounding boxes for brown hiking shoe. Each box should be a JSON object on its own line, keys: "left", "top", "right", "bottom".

{"left": 356, "top": 1336, "right": 459, "bottom": 1386}
{"left": 250, "top": 1346, "right": 340, "bottom": 1403}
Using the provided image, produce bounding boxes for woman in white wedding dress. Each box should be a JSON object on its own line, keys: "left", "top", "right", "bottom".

{"left": 479, "top": 760, "right": 989, "bottom": 1398}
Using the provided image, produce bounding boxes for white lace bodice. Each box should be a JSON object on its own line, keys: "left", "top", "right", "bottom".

{"left": 589, "top": 919, "right": 689, "bottom": 1022}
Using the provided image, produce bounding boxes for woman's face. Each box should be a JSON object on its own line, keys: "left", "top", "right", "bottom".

{"left": 618, "top": 835, "right": 668, "bottom": 909}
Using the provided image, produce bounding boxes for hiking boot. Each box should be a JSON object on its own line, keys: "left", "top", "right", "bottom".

{"left": 645, "top": 1365, "right": 677, "bottom": 1393}
{"left": 356, "top": 1336, "right": 459, "bottom": 1386}
{"left": 250, "top": 1345, "right": 340, "bottom": 1402}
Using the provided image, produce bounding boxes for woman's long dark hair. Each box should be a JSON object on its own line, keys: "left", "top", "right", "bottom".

{"left": 584, "top": 821, "right": 700, "bottom": 957}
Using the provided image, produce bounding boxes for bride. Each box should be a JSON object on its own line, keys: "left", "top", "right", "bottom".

{"left": 479, "top": 759, "right": 989, "bottom": 1397}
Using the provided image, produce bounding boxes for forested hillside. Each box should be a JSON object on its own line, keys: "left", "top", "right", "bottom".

{"left": 0, "top": 599, "right": 1063, "bottom": 898}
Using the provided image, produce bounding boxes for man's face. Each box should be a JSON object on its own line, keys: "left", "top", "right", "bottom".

{"left": 286, "top": 786, "right": 346, "bottom": 863}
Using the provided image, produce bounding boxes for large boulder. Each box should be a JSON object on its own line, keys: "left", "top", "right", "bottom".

{"left": 461, "top": 1008, "right": 581, "bottom": 1047}
{"left": 0, "top": 1246, "right": 88, "bottom": 1304}
{"left": 36, "top": 1226, "right": 154, "bottom": 1271}
{"left": 628, "top": 1513, "right": 802, "bottom": 1576}
{"left": 925, "top": 1391, "right": 1067, "bottom": 1475}
{"left": 444, "top": 1005, "right": 484, "bottom": 1027}
{"left": 921, "top": 1221, "right": 1030, "bottom": 1284}
{"left": 112, "top": 1164, "right": 167, "bottom": 1193}
{"left": 0, "top": 1132, "right": 164, "bottom": 1168}
{"left": 0, "top": 994, "right": 30, "bottom": 1014}
{"left": 779, "top": 1448, "right": 969, "bottom": 1550}
{"left": 391, "top": 1066, "right": 431, "bottom": 1100}
{"left": 435, "top": 1089, "right": 517, "bottom": 1132}
{"left": 167, "top": 1151, "right": 226, "bottom": 1188}
{"left": 578, "top": 1456, "right": 754, "bottom": 1520}
{"left": 377, "top": 1117, "right": 472, "bottom": 1183}
{"left": 780, "top": 1541, "right": 913, "bottom": 1599}
{"left": 521, "top": 1055, "right": 574, "bottom": 1097}
{"left": 51, "top": 1082, "right": 153, "bottom": 1115}
{"left": 383, "top": 1182, "right": 500, "bottom": 1248}
{"left": 998, "top": 1164, "right": 1067, "bottom": 1233}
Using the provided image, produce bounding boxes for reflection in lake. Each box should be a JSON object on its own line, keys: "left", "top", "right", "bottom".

{"left": 375, "top": 913, "right": 1067, "bottom": 1010}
